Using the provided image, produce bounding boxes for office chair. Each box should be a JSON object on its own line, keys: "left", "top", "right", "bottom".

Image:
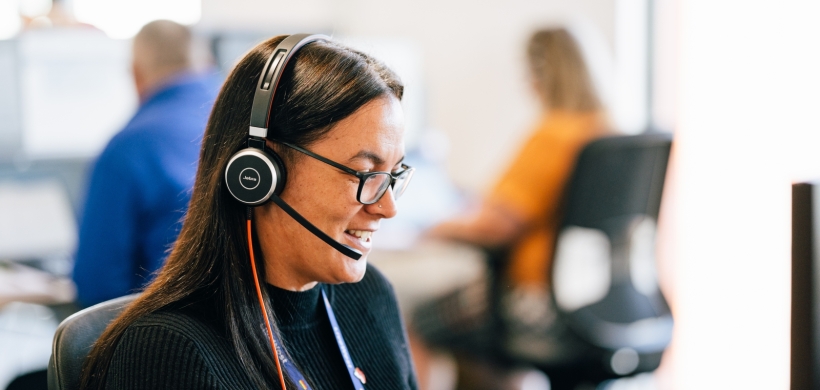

{"left": 47, "top": 294, "right": 138, "bottom": 390}
{"left": 492, "top": 133, "right": 674, "bottom": 388}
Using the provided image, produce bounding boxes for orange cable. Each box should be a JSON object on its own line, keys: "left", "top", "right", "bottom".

{"left": 247, "top": 219, "right": 288, "bottom": 390}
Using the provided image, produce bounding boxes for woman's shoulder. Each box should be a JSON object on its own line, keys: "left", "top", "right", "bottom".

{"left": 128, "top": 307, "right": 219, "bottom": 333}
{"left": 107, "top": 309, "right": 252, "bottom": 389}
{"left": 120, "top": 308, "right": 236, "bottom": 360}
{"left": 534, "top": 109, "right": 608, "bottom": 139}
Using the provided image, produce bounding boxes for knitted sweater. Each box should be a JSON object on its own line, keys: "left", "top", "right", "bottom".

{"left": 106, "top": 265, "right": 418, "bottom": 389}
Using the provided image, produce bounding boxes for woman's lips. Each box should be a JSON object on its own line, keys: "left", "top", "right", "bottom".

{"left": 344, "top": 229, "right": 374, "bottom": 250}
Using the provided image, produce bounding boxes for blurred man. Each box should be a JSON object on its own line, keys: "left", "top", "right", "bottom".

{"left": 72, "top": 20, "right": 219, "bottom": 306}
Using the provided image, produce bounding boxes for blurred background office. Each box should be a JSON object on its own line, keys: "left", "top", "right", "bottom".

{"left": 2, "top": 0, "right": 820, "bottom": 389}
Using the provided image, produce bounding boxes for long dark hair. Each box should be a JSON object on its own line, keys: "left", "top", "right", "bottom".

{"left": 80, "top": 35, "right": 403, "bottom": 389}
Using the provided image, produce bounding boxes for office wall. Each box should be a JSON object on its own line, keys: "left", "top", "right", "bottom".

{"left": 199, "top": 0, "right": 617, "bottom": 193}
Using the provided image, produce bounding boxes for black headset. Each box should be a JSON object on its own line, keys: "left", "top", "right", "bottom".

{"left": 224, "top": 34, "right": 363, "bottom": 260}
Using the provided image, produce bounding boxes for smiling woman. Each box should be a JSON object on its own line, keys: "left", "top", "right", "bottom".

{"left": 78, "top": 35, "right": 418, "bottom": 390}
{"left": 257, "top": 96, "right": 408, "bottom": 291}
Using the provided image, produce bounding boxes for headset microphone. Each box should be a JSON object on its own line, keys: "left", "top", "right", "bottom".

{"left": 269, "top": 195, "right": 363, "bottom": 259}
{"left": 224, "top": 33, "right": 362, "bottom": 261}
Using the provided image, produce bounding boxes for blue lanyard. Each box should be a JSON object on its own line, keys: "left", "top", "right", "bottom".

{"left": 269, "top": 288, "right": 364, "bottom": 390}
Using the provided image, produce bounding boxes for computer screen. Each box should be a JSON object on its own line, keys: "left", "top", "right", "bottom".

{"left": 792, "top": 181, "right": 820, "bottom": 389}
{"left": 14, "top": 29, "right": 137, "bottom": 159}
{"left": 0, "top": 179, "right": 77, "bottom": 262}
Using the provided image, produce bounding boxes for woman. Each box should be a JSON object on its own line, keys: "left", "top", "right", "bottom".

{"left": 412, "top": 27, "right": 611, "bottom": 387}
{"left": 80, "top": 35, "right": 418, "bottom": 389}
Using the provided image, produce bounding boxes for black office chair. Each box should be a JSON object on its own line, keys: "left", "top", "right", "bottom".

{"left": 492, "top": 133, "right": 674, "bottom": 388}
{"left": 47, "top": 294, "right": 138, "bottom": 390}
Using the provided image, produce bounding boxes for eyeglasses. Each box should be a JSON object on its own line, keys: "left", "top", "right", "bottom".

{"left": 277, "top": 141, "right": 415, "bottom": 205}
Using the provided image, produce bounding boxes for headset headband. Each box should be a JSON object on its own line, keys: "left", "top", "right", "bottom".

{"left": 248, "top": 34, "right": 329, "bottom": 138}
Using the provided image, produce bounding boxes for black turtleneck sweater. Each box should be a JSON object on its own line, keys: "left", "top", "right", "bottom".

{"left": 106, "top": 264, "right": 418, "bottom": 389}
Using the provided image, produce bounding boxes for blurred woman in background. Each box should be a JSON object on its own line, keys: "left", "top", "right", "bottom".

{"left": 412, "top": 27, "right": 612, "bottom": 389}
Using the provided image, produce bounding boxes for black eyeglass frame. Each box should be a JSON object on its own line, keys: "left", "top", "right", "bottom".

{"left": 276, "top": 141, "right": 414, "bottom": 205}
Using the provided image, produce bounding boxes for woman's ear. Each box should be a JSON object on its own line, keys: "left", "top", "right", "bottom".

{"left": 264, "top": 139, "right": 287, "bottom": 162}
{"left": 264, "top": 139, "right": 296, "bottom": 170}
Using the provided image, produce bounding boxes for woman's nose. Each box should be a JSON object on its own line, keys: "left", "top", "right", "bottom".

{"left": 366, "top": 187, "right": 398, "bottom": 218}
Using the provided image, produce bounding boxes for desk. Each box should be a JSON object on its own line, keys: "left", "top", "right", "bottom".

{"left": 0, "top": 262, "right": 75, "bottom": 307}
{"left": 0, "top": 262, "right": 76, "bottom": 389}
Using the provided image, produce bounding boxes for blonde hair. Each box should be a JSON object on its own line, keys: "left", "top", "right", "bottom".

{"left": 527, "top": 27, "right": 602, "bottom": 112}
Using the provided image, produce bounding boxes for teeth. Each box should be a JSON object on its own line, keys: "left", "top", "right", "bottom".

{"left": 346, "top": 230, "right": 372, "bottom": 242}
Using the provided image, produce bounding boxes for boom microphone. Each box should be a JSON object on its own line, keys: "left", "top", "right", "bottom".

{"left": 269, "top": 194, "right": 363, "bottom": 260}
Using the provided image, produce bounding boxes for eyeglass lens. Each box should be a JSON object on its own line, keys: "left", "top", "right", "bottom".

{"left": 359, "top": 169, "right": 414, "bottom": 204}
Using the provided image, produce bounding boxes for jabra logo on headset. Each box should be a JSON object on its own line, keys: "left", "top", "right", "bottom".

{"left": 239, "top": 168, "right": 261, "bottom": 190}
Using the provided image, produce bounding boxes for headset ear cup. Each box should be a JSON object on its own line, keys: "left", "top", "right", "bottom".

{"left": 264, "top": 146, "right": 287, "bottom": 195}
{"left": 225, "top": 147, "right": 284, "bottom": 206}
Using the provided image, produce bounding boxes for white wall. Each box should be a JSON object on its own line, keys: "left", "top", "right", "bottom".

{"left": 199, "top": 0, "right": 617, "bottom": 193}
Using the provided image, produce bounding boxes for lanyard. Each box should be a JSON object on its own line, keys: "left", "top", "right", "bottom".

{"left": 269, "top": 288, "right": 364, "bottom": 390}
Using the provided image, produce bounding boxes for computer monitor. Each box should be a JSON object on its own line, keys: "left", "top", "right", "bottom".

{"left": 1, "top": 29, "right": 137, "bottom": 160}
{"left": 792, "top": 182, "right": 820, "bottom": 389}
{"left": 0, "top": 179, "right": 77, "bottom": 263}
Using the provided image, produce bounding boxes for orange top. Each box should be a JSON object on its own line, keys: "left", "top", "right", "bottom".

{"left": 489, "top": 110, "right": 608, "bottom": 287}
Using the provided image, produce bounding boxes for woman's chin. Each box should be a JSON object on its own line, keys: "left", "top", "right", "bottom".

{"left": 336, "top": 255, "right": 368, "bottom": 284}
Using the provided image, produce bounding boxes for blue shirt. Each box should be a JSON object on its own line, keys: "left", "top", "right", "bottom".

{"left": 73, "top": 72, "right": 220, "bottom": 306}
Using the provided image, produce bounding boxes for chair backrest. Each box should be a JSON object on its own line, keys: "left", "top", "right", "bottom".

{"left": 47, "top": 294, "right": 138, "bottom": 390}
{"left": 550, "top": 133, "right": 673, "bottom": 374}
